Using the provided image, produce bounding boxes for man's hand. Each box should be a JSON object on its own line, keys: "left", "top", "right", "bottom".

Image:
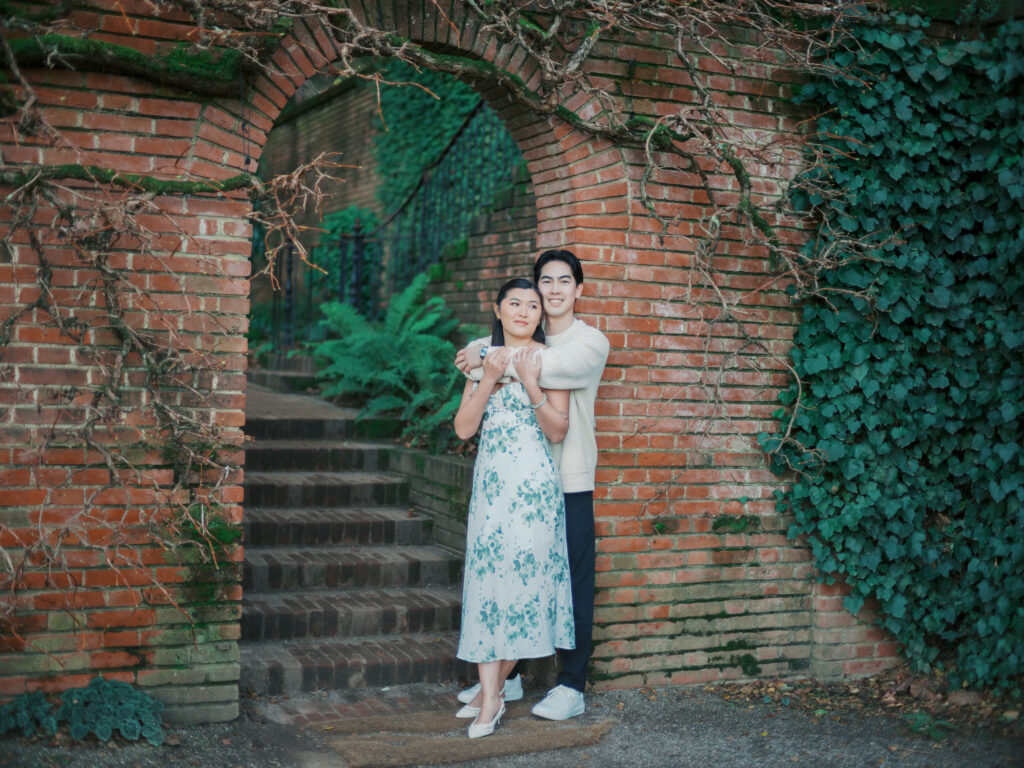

{"left": 512, "top": 347, "right": 542, "bottom": 389}
{"left": 481, "top": 347, "right": 512, "bottom": 383}
{"left": 454, "top": 342, "right": 488, "bottom": 374}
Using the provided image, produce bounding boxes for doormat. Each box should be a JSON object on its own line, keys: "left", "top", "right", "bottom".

{"left": 319, "top": 703, "right": 614, "bottom": 768}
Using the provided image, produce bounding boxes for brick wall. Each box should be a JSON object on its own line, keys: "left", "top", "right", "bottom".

{"left": 0, "top": 1, "right": 900, "bottom": 720}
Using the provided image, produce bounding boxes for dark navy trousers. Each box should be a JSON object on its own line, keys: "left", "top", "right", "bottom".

{"left": 556, "top": 491, "right": 595, "bottom": 693}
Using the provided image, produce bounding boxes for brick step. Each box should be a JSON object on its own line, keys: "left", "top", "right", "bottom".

{"left": 244, "top": 506, "right": 431, "bottom": 548}
{"left": 246, "top": 369, "right": 319, "bottom": 394}
{"left": 241, "top": 586, "right": 462, "bottom": 642}
{"left": 243, "top": 471, "right": 409, "bottom": 508}
{"left": 245, "top": 415, "right": 402, "bottom": 441}
{"left": 245, "top": 440, "right": 391, "bottom": 473}
{"left": 239, "top": 632, "right": 472, "bottom": 695}
{"left": 242, "top": 545, "right": 461, "bottom": 592}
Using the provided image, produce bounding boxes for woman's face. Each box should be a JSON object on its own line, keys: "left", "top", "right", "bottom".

{"left": 495, "top": 287, "right": 543, "bottom": 342}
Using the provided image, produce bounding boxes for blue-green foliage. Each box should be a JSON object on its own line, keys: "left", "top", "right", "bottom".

{"left": 0, "top": 678, "right": 164, "bottom": 745}
{"left": 309, "top": 272, "right": 464, "bottom": 448}
{"left": 58, "top": 676, "right": 164, "bottom": 746}
{"left": 373, "top": 59, "right": 481, "bottom": 212}
{"left": 0, "top": 690, "right": 57, "bottom": 738}
{"left": 309, "top": 205, "right": 382, "bottom": 323}
{"left": 761, "top": 15, "right": 1024, "bottom": 692}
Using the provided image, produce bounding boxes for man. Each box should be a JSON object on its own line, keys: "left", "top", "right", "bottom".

{"left": 454, "top": 249, "right": 609, "bottom": 720}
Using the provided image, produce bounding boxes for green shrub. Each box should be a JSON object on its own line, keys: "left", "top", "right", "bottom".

{"left": 57, "top": 676, "right": 164, "bottom": 746}
{"left": 0, "top": 677, "right": 164, "bottom": 745}
{"left": 309, "top": 272, "right": 464, "bottom": 450}
{"left": 309, "top": 206, "right": 382, "bottom": 321}
{"left": 0, "top": 691, "right": 57, "bottom": 738}
{"left": 761, "top": 14, "right": 1024, "bottom": 693}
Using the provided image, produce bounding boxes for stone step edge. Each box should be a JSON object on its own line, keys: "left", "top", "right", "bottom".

{"left": 242, "top": 585, "right": 462, "bottom": 603}
{"left": 242, "top": 544, "right": 456, "bottom": 557}
{"left": 243, "top": 471, "right": 408, "bottom": 483}
{"left": 243, "top": 505, "right": 425, "bottom": 519}
{"left": 241, "top": 587, "right": 462, "bottom": 641}
{"left": 239, "top": 632, "right": 471, "bottom": 695}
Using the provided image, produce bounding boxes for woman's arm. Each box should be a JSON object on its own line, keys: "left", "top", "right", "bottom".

{"left": 514, "top": 348, "right": 570, "bottom": 443}
{"left": 453, "top": 347, "right": 511, "bottom": 440}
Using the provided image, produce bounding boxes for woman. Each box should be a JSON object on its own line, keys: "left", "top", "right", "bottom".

{"left": 453, "top": 278, "right": 575, "bottom": 739}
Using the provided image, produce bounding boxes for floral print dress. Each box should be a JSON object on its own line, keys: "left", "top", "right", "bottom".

{"left": 456, "top": 380, "right": 575, "bottom": 663}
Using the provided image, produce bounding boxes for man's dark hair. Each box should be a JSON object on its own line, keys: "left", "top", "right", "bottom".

{"left": 534, "top": 249, "right": 584, "bottom": 285}
{"left": 491, "top": 277, "right": 546, "bottom": 346}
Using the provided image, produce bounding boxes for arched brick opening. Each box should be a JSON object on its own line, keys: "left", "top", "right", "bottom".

{"left": 0, "top": 0, "right": 900, "bottom": 723}
{"left": 243, "top": 9, "right": 630, "bottom": 313}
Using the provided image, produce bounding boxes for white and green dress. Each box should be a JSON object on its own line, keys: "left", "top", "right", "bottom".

{"left": 456, "top": 381, "right": 575, "bottom": 663}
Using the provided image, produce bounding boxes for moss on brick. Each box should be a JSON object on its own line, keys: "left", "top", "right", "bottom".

{"left": 711, "top": 515, "right": 762, "bottom": 534}
{"left": 7, "top": 35, "right": 243, "bottom": 96}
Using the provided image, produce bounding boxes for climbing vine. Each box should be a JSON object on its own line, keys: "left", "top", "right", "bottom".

{"left": 372, "top": 59, "right": 482, "bottom": 212}
{"left": 761, "top": 13, "right": 1024, "bottom": 692}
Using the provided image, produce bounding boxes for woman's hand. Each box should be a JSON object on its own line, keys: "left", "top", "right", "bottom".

{"left": 481, "top": 346, "right": 511, "bottom": 383}
{"left": 512, "top": 347, "right": 542, "bottom": 388}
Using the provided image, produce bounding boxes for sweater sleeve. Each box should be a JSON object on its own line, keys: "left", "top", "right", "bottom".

{"left": 536, "top": 328, "right": 610, "bottom": 390}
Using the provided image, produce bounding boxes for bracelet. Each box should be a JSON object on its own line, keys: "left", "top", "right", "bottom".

{"left": 530, "top": 393, "right": 547, "bottom": 410}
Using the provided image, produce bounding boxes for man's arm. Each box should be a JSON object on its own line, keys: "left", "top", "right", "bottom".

{"left": 535, "top": 331, "right": 610, "bottom": 390}
{"left": 456, "top": 330, "right": 610, "bottom": 386}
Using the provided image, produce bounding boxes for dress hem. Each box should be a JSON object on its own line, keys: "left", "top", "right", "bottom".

{"left": 456, "top": 644, "right": 576, "bottom": 665}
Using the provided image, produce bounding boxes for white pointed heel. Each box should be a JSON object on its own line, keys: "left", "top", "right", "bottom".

{"left": 467, "top": 701, "right": 505, "bottom": 739}
{"left": 455, "top": 703, "right": 481, "bottom": 719}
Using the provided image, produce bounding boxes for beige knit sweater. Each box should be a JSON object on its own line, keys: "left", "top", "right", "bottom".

{"left": 467, "top": 319, "right": 609, "bottom": 492}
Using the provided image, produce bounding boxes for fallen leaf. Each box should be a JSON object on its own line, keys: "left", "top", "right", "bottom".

{"left": 221, "top": 739, "right": 231, "bottom": 746}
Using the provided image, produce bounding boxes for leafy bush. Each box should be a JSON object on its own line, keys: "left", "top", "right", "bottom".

{"left": 0, "top": 691, "right": 57, "bottom": 738}
{"left": 309, "top": 206, "right": 382, "bottom": 320}
{"left": 761, "top": 15, "right": 1024, "bottom": 692}
{"left": 0, "top": 677, "right": 164, "bottom": 745}
{"left": 58, "top": 676, "right": 164, "bottom": 746}
{"left": 309, "top": 272, "right": 464, "bottom": 450}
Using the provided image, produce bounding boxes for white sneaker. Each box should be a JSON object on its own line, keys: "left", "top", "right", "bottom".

{"left": 457, "top": 674, "right": 524, "bottom": 704}
{"left": 531, "top": 685, "right": 585, "bottom": 720}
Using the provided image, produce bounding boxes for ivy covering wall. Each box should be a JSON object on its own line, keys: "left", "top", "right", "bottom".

{"left": 373, "top": 60, "right": 481, "bottom": 211}
{"left": 763, "top": 14, "right": 1023, "bottom": 692}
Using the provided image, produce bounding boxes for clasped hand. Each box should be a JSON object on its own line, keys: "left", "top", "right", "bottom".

{"left": 512, "top": 347, "right": 541, "bottom": 388}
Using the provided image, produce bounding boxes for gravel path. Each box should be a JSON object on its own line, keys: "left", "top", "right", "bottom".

{"left": 3, "top": 680, "right": 1021, "bottom": 768}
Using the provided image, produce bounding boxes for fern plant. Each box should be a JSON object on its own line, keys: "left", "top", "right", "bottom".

{"left": 309, "top": 272, "right": 464, "bottom": 449}
{"left": 57, "top": 676, "right": 164, "bottom": 746}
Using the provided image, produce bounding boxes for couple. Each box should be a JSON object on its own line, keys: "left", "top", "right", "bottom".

{"left": 451, "top": 249, "right": 609, "bottom": 738}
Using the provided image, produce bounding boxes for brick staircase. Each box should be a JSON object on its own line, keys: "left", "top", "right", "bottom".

{"left": 239, "top": 377, "right": 469, "bottom": 696}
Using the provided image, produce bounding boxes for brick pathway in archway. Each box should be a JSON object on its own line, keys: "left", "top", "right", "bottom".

{"left": 240, "top": 376, "right": 470, "bottom": 696}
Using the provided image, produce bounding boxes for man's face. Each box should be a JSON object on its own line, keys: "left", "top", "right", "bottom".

{"left": 537, "top": 260, "right": 583, "bottom": 320}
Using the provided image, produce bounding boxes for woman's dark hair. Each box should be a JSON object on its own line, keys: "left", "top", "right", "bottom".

{"left": 491, "top": 278, "right": 545, "bottom": 346}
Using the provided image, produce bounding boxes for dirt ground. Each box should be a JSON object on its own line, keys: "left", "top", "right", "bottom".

{"left": 2, "top": 666, "right": 1022, "bottom": 768}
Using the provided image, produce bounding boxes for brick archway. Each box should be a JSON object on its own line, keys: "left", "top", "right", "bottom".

{"left": 243, "top": 7, "right": 631, "bottom": 289}
{"left": 0, "top": 1, "right": 898, "bottom": 723}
